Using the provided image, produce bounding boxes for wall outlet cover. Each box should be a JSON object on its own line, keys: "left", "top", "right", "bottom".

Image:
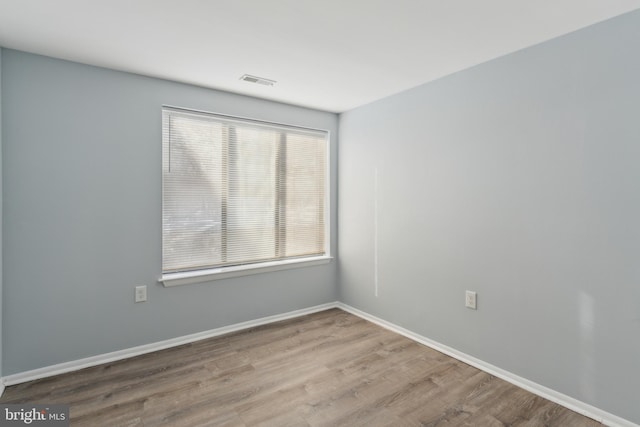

{"left": 135, "top": 285, "right": 147, "bottom": 303}
{"left": 465, "top": 290, "right": 477, "bottom": 310}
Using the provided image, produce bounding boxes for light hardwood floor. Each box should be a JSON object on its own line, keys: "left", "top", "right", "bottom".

{"left": 1, "top": 308, "right": 600, "bottom": 426}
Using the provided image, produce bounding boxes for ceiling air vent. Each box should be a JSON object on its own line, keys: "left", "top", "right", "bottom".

{"left": 240, "top": 74, "right": 276, "bottom": 86}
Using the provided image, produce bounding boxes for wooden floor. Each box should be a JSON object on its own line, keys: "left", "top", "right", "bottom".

{"left": 1, "top": 308, "right": 600, "bottom": 426}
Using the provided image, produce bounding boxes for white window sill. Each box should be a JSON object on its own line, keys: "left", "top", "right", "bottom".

{"left": 160, "top": 256, "right": 333, "bottom": 287}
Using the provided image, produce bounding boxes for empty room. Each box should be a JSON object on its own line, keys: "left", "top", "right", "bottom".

{"left": 0, "top": 1, "right": 639, "bottom": 426}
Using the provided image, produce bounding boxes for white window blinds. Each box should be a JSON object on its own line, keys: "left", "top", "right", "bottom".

{"left": 162, "top": 107, "right": 327, "bottom": 274}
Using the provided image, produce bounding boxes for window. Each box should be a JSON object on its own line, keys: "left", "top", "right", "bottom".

{"left": 161, "top": 107, "right": 329, "bottom": 286}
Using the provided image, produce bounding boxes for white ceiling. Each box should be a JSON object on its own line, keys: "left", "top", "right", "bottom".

{"left": 1, "top": 1, "right": 639, "bottom": 113}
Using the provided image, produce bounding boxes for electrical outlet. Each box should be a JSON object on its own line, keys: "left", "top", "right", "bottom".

{"left": 135, "top": 285, "right": 147, "bottom": 303}
{"left": 465, "top": 290, "right": 477, "bottom": 310}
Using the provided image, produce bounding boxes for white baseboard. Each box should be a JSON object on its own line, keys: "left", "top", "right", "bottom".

{"left": 2, "top": 302, "right": 339, "bottom": 386}
{"left": 336, "top": 302, "right": 638, "bottom": 427}
{"left": 2, "top": 301, "right": 637, "bottom": 427}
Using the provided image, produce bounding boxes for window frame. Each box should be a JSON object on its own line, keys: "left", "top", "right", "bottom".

{"left": 159, "top": 106, "right": 332, "bottom": 287}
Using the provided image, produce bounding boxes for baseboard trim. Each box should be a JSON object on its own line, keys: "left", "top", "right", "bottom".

{"left": 336, "top": 302, "right": 638, "bottom": 427}
{"left": 2, "top": 301, "right": 340, "bottom": 386}
{"left": 2, "top": 301, "right": 637, "bottom": 426}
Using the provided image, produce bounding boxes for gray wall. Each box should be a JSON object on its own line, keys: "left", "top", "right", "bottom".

{"left": 0, "top": 47, "right": 3, "bottom": 380}
{"left": 339, "top": 10, "right": 640, "bottom": 424}
{"left": 1, "top": 49, "right": 338, "bottom": 375}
